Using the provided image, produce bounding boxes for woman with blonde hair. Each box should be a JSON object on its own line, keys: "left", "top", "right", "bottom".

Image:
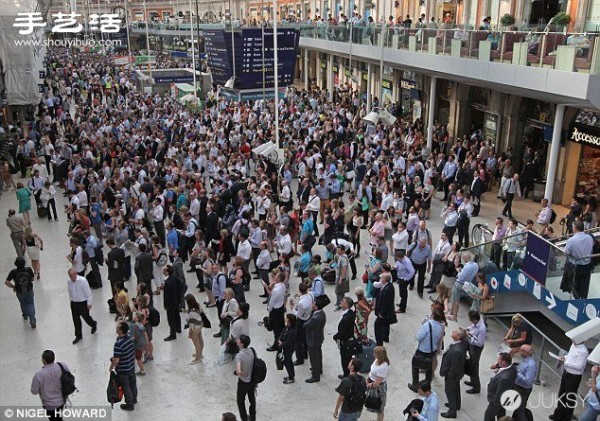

{"left": 185, "top": 293, "right": 205, "bottom": 364}
{"left": 366, "top": 346, "right": 390, "bottom": 421}
{"left": 23, "top": 226, "right": 43, "bottom": 279}
{"left": 354, "top": 286, "right": 372, "bottom": 344}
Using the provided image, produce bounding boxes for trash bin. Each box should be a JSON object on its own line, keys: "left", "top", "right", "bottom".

{"left": 532, "top": 181, "right": 545, "bottom": 203}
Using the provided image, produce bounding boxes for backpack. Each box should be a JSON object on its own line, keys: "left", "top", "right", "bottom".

{"left": 549, "top": 209, "right": 557, "bottom": 224}
{"left": 14, "top": 269, "right": 33, "bottom": 294}
{"left": 148, "top": 306, "right": 161, "bottom": 327}
{"left": 250, "top": 347, "right": 267, "bottom": 384}
{"left": 57, "top": 362, "right": 77, "bottom": 399}
{"left": 156, "top": 247, "right": 168, "bottom": 267}
{"left": 345, "top": 374, "right": 367, "bottom": 409}
{"left": 81, "top": 247, "right": 90, "bottom": 267}
{"left": 107, "top": 371, "right": 123, "bottom": 407}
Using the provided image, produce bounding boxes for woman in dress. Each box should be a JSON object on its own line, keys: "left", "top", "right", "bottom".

{"left": 470, "top": 272, "right": 491, "bottom": 314}
{"left": 421, "top": 178, "right": 435, "bottom": 220}
{"left": 214, "top": 228, "right": 235, "bottom": 273}
{"left": 185, "top": 293, "right": 205, "bottom": 364}
{"left": 444, "top": 243, "right": 463, "bottom": 322}
{"left": 366, "top": 346, "right": 390, "bottom": 421}
{"left": 223, "top": 299, "right": 248, "bottom": 353}
{"left": 150, "top": 235, "right": 165, "bottom": 295}
{"left": 369, "top": 212, "right": 385, "bottom": 252}
{"left": 40, "top": 181, "right": 58, "bottom": 221}
{"left": 15, "top": 182, "right": 32, "bottom": 225}
{"left": 349, "top": 207, "right": 363, "bottom": 257}
{"left": 220, "top": 288, "right": 240, "bottom": 345}
{"left": 23, "top": 226, "right": 43, "bottom": 279}
{"left": 354, "top": 286, "right": 372, "bottom": 344}
{"left": 366, "top": 248, "right": 384, "bottom": 301}
{"left": 114, "top": 281, "right": 129, "bottom": 320}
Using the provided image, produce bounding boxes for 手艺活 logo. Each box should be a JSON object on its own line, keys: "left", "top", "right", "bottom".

{"left": 14, "top": 12, "right": 121, "bottom": 35}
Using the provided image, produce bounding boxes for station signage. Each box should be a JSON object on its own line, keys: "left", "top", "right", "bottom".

{"left": 569, "top": 123, "right": 600, "bottom": 148}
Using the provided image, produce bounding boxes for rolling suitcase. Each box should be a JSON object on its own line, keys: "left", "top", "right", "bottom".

{"left": 357, "top": 339, "right": 376, "bottom": 373}
{"left": 37, "top": 205, "right": 47, "bottom": 218}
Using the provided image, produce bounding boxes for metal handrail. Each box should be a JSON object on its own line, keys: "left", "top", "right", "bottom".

{"left": 551, "top": 226, "right": 600, "bottom": 243}
{"left": 462, "top": 230, "right": 530, "bottom": 254}
{"left": 488, "top": 313, "right": 564, "bottom": 384}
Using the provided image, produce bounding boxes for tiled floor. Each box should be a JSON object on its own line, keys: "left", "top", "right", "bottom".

{"left": 0, "top": 179, "right": 584, "bottom": 421}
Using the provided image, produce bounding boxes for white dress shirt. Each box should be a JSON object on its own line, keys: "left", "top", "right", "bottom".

{"left": 277, "top": 234, "right": 292, "bottom": 256}
{"left": 256, "top": 249, "right": 271, "bottom": 270}
{"left": 268, "top": 283, "right": 286, "bottom": 311}
{"left": 433, "top": 239, "right": 451, "bottom": 259}
{"left": 392, "top": 230, "right": 409, "bottom": 250}
{"left": 294, "top": 293, "right": 313, "bottom": 321}
{"left": 564, "top": 343, "right": 590, "bottom": 375}
{"left": 68, "top": 275, "right": 93, "bottom": 305}
{"left": 237, "top": 240, "right": 252, "bottom": 261}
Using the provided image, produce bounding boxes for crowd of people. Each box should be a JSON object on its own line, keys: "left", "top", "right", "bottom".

{"left": 2, "top": 43, "right": 599, "bottom": 421}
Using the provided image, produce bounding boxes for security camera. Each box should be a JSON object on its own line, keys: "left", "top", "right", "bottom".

{"left": 566, "top": 317, "right": 600, "bottom": 345}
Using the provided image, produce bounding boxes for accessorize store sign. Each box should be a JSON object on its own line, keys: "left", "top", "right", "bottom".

{"left": 569, "top": 123, "right": 600, "bottom": 148}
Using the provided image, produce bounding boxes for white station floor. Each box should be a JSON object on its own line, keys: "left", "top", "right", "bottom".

{"left": 0, "top": 179, "right": 585, "bottom": 421}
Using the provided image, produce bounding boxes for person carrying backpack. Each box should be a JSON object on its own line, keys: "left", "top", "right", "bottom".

{"left": 235, "top": 334, "right": 257, "bottom": 421}
{"left": 31, "top": 350, "right": 73, "bottom": 417}
{"left": 5, "top": 257, "right": 37, "bottom": 328}
{"left": 334, "top": 358, "right": 367, "bottom": 420}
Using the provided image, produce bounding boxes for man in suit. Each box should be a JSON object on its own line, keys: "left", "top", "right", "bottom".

{"left": 205, "top": 205, "right": 220, "bottom": 245}
{"left": 134, "top": 243, "right": 154, "bottom": 285}
{"left": 105, "top": 237, "right": 125, "bottom": 295}
{"left": 332, "top": 296, "right": 355, "bottom": 378}
{"left": 484, "top": 352, "right": 518, "bottom": 421}
{"left": 470, "top": 170, "right": 485, "bottom": 217}
{"left": 440, "top": 328, "right": 468, "bottom": 418}
{"left": 454, "top": 140, "right": 467, "bottom": 163}
{"left": 374, "top": 272, "right": 396, "bottom": 346}
{"left": 304, "top": 298, "right": 327, "bottom": 383}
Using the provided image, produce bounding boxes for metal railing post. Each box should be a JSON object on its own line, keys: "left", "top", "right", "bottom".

{"left": 534, "top": 336, "right": 546, "bottom": 385}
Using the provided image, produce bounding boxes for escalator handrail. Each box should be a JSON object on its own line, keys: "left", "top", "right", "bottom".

{"left": 551, "top": 226, "right": 600, "bottom": 244}
{"left": 462, "top": 230, "right": 531, "bottom": 254}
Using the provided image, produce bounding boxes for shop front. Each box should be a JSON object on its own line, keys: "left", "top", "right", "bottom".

{"left": 332, "top": 64, "right": 339, "bottom": 88}
{"left": 483, "top": 113, "right": 499, "bottom": 144}
{"left": 400, "top": 78, "right": 421, "bottom": 120}
{"left": 381, "top": 79, "right": 393, "bottom": 106}
{"left": 568, "top": 120, "right": 600, "bottom": 202}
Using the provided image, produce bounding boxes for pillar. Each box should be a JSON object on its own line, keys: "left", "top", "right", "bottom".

{"left": 544, "top": 104, "right": 564, "bottom": 205}
{"left": 328, "top": 55, "right": 334, "bottom": 100}
{"left": 366, "top": 63, "right": 373, "bottom": 110}
{"left": 304, "top": 49, "right": 309, "bottom": 90}
{"left": 427, "top": 76, "right": 437, "bottom": 149}
{"left": 316, "top": 56, "right": 322, "bottom": 88}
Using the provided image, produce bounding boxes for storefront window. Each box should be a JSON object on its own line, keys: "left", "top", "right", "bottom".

{"left": 572, "top": 110, "right": 600, "bottom": 200}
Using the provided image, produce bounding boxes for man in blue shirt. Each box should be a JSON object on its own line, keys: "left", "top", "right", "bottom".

{"left": 580, "top": 365, "right": 600, "bottom": 421}
{"left": 465, "top": 310, "right": 487, "bottom": 394}
{"left": 449, "top": 252, "right": 478, "bottom": 321}
{"left": 413, "top": 380, "right": 439, "bottom": 421}
{"left": 513, "top": 344, "right": 537, "bottom": 419}
{"left": 410, "top": 309, "right": 445, "bottom": 391}
{"left": 408, "top": 238, "right": 432, "bottom": 298}
{"left": 395, "top": 250, "right": 416, "bottom": 313}
{"left": 309, "top": 269, "right": 324, "bottom": 297}
{"left": 564, "top": 220, "right": 595, "bottom": 299}
{"left": 109, "top": 322, "right": 137, "bottom": 411}
{"left": 82, "top": 230, "right": 102, "bottom": 288}
{"left": 166, "top": 222, "right": 179, "bottom": 262}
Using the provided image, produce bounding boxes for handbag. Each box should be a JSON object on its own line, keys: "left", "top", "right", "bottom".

{"left": 480, "top": 297, "right": 495, "bottom": 314}
{"left": 275, "top": 349, "right": 285, "bottom": 370}
{"left": 362, "top": 271, "right": 369, "bottom": 283}
{"left": 200, "top": 310, "right": 212, "bottom": 329}
{"left": 344, "top": 338, "right": 363, "bottom": 355}
{"left": 411, "top": 322, "right": 434, "bottom": 370}
{"left": 262, "top": 316, "right": 273, "bottom": 331}
{"left": 364, "top": 387, "right": 382, "bottom": 412}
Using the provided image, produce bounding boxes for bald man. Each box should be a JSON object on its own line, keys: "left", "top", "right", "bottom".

{"left": 513, "top": 344, "right": 537, "bottom": 419}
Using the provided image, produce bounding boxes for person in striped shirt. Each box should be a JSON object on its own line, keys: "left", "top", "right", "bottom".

{"left": 110, "top": 322, "right": 138, "bottom": 411}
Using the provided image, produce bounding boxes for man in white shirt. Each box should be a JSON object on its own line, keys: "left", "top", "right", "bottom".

{"left": 237, "top": 232, "right": 252, "bottom": 290}
{"left": 550, "top": 340, "right": 590, "bottom": 420}
{"left": 280, "top": 180, "right": 292, "bottom": 210}
{"left": 441, "top": 203, "right": 459, "bottom": 244}
{"left": 289, "top": 282, "right": 313, "bottom": 365}
{"left": 67, "top": 268, "right": 97, "bottom": 344}
{"left": 426, "top": 232, "right": 452, "bottom": 292}
{"left": 536, "top": 198, "right": 552, "bottom": 229}
{"left": 266, "top": 272, "right": 287, "bottom": 351}
{"left": 275, "top": 227, "right": 293, "bottom": 258}
{"left": 152, "top": 198, "right": 165, "bottom": 246}
{"left": 188, "top": 191, "right": 200, "bottom": 222}
{"left": 76, "top": 184, "right": 88, "bottom": 211}
{"left": 392, "top": 222, "right": 410, "bottom": 254}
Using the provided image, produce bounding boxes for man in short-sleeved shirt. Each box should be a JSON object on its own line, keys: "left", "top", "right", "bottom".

{"left": 109, "top": 322, "right": 137, "bottom": 411}
{"left": 235, "top": 335, "right": 256, "bottom": 421}
{"left": 334, "top": 358, "right": 366, "bottom": 420}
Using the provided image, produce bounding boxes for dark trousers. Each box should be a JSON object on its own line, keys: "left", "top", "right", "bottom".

{"left": 552, "top": 371, "right": 583, "bottom": 420}
{"left": 166, "top": 307, "right": 181, "bottom": 337}
{"left": 237, "top": 379, "right": 256, "bottom": 421}
{"left": 283, "top": 349, "right": 295, "bottom": 380}
{"left": 411, "top": 350, "right": 434, "bottom": 385}
{"left": 310, "top": 210, "right": 320, "bottom": 236}
{"left": 251, "top": 247, "right": 260, "bottom": 271}
{"left": 574, "top": 263, "right": 593, "bottom": 300}
{"left": 216, "top": 299, "right": 225, "bottom": 329}
{"left": 443, "top": 225, "right": 457, "bottom": 244}
{"left": 472, "top": 196, "right": 481, "bottom": 217}
{"left": 70, "top": 300, "right": 96, "bottom": 339}
{"left": 513, "top": 384, "right": 533, "bottom": 420}
{"left": 295, "top": 319, "right": 307, "bottom": 362}
{"left": 503, "top": 251, "right": 516, "bottom": 271}
{"left": 340, "top": 342, "right": 353, "bottom": 376}
{"left": 117, "top": 370, "right": 137, "bottom": 408}
{"left": 411, "top": 261, "right": 427, "bottom": 295}
{"left": 154, "top": 220, "right": 166, "bottom": 247}
{"left": 374, "top": 317, "right": 390, "bottom": 346}
{"left": 468, "top": 344, "right": 484, "bottom": 392}
{"left": 457, "top": 218, "right": 470, "bottom": 247}
{"left": 124, "top": 256, "right": 131, "bottom": 280}
{"left": 491, "top": 243, "right": 502, "bottom": 268}
{"left": 45, "top": 405, "right": 64, "bottom": 421}
{"left": 398, "top": 280, "right": 409, "bottom": 311}
{"left": 308, "top": 346, "right": 323, "bottom": 379}
{"left": 46, "top": 198, "right": 58, "bottom": 220}
{"left": 443, "top": 177, "right": 454, "bottom": 200}
{"left": 445, "top": 376, "right": 462, "bottom": 412}
{"left": 270, "top": 306, "right": 285, "bottom": 343}
{"left": 349, "top": 256, "right": 357, "bottom": 279}
{"left": 89, "top": 260, "right": 102, "bottom": 287}
{"left": 502, "top": 193, "right": 514, "bottom": 218}
{"left": 427, "top": 263, "right": 444, "bottom": 289}
{"left": 484, "top": 403, "right": 505, "bottom": 421}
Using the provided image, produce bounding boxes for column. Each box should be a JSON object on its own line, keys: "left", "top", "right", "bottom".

{"left": 366, "top": 62, "right": 373, "bottom": 111}
{"left": 316, "top": 56, "right": 322, "bottom": 88}
{"left": 426, "top": 76, "right": 437, "bottom": 149}
{"left": 304, "top": 49, "right": 309, "bottom": 90}
{"left": 544, "top": 104, "right": 565, "bottom": 205}
{"left": 328, "top": 55, "right": 334, "bottom": 100}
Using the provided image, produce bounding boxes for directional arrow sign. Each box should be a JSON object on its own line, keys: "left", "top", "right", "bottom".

{"left": 545, "top": 292, "right": 556, "bottom": 309}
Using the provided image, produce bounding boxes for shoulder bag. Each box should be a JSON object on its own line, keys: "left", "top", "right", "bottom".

{"left": 411, "top": 322, "right": 434, "bottom": 370}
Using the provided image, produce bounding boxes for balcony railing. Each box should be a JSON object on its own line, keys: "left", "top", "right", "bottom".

{"left": 129, "top": 21, "right": 600, "bottom": 75}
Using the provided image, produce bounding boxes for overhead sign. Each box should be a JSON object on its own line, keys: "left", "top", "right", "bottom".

{"left": 522, "top": 233, "right": 551, "bottom": 285}
{"left": 114, "top": 56, "right": 134, "bottom": 66}
{"left": 381, "top": 80, "right": 392, "bottom": 90}
{"left": 489, "top": 270, "right": 600, "bottom": 325}
{"left": 569, "top": 122, "right": 600, "bottom": 148}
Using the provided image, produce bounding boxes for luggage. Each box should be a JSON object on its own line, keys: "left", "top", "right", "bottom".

{"left": 357, "top": 339, "right": 376, "bottom": 373}
{"left": 37, "top": 205, "right": 47, "bottom": 218}
{"left": 322, "top": 269, "right": 336, "bottom": 284}
{"left": 86, "top": 271, "right": 102, "bottom": 289}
